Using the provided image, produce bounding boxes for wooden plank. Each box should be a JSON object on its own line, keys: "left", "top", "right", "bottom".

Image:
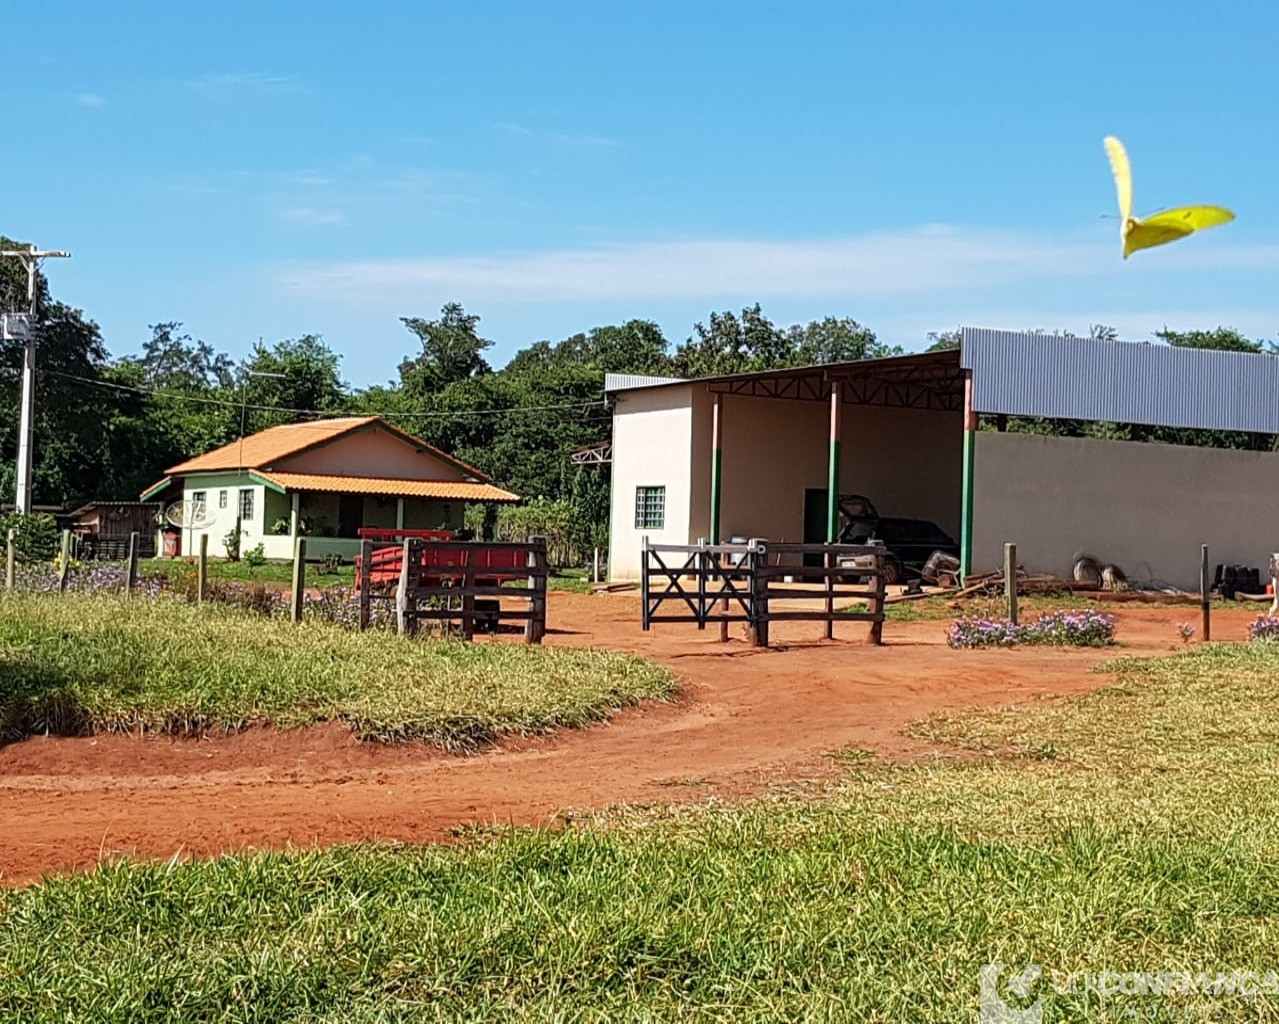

{"left": 762, "top": 588, "right": 881, "bottom": 601}
{"left": 5, "top": 528, "right": 14, "bottom": 590}
{"left": 397, "top": 539, "right": 413, "bottom": 636}
{"left": 761, "top": 611, "right": 885, "bottom": 623}
{"left": 756, "top": 565, "right": 882, "bottom": 580}
{"left": 406, "top": 608, "right": 539, "bottom": 622}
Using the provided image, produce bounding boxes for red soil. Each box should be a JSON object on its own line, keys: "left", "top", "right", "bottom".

{"left": 0, "top": 594, "right": 1259, "bottom": 886}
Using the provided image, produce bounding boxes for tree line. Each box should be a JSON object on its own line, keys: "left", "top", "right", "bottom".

{"left": 3, "top": 231, "right": 1272, "bottom": 552}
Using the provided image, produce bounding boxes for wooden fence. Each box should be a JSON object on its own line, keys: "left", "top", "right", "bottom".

{"left": 357, "top": 536, "right": 549, "bottom": 643}
{"left": 641, "top": 539, "right": 887, "bottom": 648}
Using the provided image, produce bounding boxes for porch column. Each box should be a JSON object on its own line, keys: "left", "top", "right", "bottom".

{"left": 709, "top": 392, "right": 723, "bottom": 544}
{"left": 289, "top": 492, "right": 300, "bottom": 537}
{"left": 960, "top": 370, "right": 977, "bottom": 578}
{"left": 395, "top": 497, "right": 405, "bottom": 530}
{"left": 826, "top": 383, "right": 842, "bottom": 542}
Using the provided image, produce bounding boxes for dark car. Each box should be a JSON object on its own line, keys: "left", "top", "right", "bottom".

{"left": 840, "top": 515, "right": 959, "bottom": 584}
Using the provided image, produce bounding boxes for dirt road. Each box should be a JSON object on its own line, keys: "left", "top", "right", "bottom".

{"left": 0, "top": 594, "right": 1252, "bottom": 885}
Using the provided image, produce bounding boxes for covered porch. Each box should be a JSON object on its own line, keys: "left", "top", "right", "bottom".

{"left": 254, "top": 471, "right": 521, "bottom": 561}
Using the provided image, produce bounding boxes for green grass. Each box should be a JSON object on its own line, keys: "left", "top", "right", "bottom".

{"left": 0, "top": 591, "right": 673, "bottom": 749}
{"left": 139, "top": 557, "right": 356, "bottom": 588}
{"left": 6, "top": 641, "right": 1279, "bottom": 1020}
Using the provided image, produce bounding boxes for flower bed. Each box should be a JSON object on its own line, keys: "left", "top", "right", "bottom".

{"left": 948, "top": 609, "right": 1116, "bottom": 649}
{"left": 1249, "top": 615, "right": 1279, "bottom": 642}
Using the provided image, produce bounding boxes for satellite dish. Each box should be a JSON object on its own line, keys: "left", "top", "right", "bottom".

{"left": 165, "top": 500, "right": 214, "bottom": 529}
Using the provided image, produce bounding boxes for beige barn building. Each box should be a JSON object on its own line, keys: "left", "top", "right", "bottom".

{"left": 607, "top": 330, "right": 1279, "bottom": 590}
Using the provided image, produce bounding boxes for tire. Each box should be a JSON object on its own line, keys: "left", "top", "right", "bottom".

{"left": 881, "top": 557, "right": 903, "bottom": 587}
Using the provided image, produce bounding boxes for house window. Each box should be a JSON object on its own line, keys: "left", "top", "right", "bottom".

{"left": 238, "top": 489, "right": 254, "bottom": 522}
{"left": 634, "top": 486, "right": 665, "bottom": 530}
{"left": 192, "top": 490, "right": 207, "bottom": 512}
{"left": 219, "top": 490, "right": 228, "bottom": 509}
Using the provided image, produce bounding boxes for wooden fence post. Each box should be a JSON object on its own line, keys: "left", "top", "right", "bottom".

{"left": 197, "top": 534, "right": 208, "bottom": 603}
{"left": 358, "top": 539, "right": 372, "bottom": 630}
{"left": 750, "top": 540, "right": 769, "bottom": 649}
{"left": 1201, "top": 544, "right": 1211, "bottom": 642}
{"left": 58, "top": 529, "right": 71, "bottom": 593}
{"left": 640, "top": 536, "right": 651, "bottom": 631}
{"left": 290, "top": 537, "right": 307, "bottom": 623}
{"left": 1004, "top": 542, "right": 1018, "bottom": 625}
{"left": 823, "top": 548, "right": 835, "bottom": 640}
{"left": 869, "top": 547, "right": 886, "bottom": 645}
{"left": 126, "top": 532, "right": 140, "bottom": 595}
{"left": 5, "top": 528, "right": 14, "bottom": 590}
{"left": 525, "top": 537, "right": 547, "bottom": 644}
{"left": 397, "top": 538, "right": 413, "bottom": 636}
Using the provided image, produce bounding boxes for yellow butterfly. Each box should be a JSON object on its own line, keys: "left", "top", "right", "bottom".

{"left": 1103, "top": 136, "right": 1234, "bottom": 258}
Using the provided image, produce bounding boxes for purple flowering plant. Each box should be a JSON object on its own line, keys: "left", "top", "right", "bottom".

{"left": 948, "top": 609, "right": 1116, "bottom": 649}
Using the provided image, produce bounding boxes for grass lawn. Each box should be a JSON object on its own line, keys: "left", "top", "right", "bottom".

{"left": 0, "top": 591, "right": 672, "bottom": 749}
{"left": 5, "top": 641, "right": 1279, "bottom": 1019}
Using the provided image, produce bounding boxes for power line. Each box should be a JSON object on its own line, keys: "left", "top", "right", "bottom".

{"left": 41, "top": 369, "right": 612, "bottom": 420}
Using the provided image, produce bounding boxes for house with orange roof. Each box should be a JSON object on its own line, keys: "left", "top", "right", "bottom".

{"left": 141, "top": 416, "right": 520, "bottom": 559}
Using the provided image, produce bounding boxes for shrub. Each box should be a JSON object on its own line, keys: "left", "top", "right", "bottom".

{"left": 242, "top": 543, "right": 267, "bottom": 568}
{"left": 1249, "top": 615, "right": 1279, "bottom": 642}
{"left": 948, "top": 609, "right": 1115, "bottom": 649}
{"left": 0, "top": 512, "right": 59, "bottom": 562}
{"left": 223, "top": 524, "right": 241, "bottom": 561}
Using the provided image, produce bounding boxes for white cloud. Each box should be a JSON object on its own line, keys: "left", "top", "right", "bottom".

{"left": 189, "top": 72, "right": 307, "bottom": 95}
{"left": 276, "top": 206, "right": 345, "bottom": 225}
{"left": 276, "top": 226, "right": 1112, "bottom": 303}
{"left": 279, "top": 172, "right": 334, "bottom": 187}
{"left": 75, "top": 92, "right": 107, "bottom": 108}
{"left": 494, "top": 121, "right": 620, "bottom": 148}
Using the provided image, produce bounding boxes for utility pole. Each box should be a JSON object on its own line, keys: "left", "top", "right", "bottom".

{"left": 1, "top": 246, "right": 71, "bottom": 514}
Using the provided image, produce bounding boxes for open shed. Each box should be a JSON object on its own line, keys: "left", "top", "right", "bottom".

{"left": 607, "top": 330, "right": 1279, "bottom": 590}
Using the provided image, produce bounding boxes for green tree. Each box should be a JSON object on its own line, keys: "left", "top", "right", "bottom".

{"left": 398, "top": 303, "right": 493, "bottom": 396}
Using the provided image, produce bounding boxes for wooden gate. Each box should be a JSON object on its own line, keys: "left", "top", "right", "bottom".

{"left": 641, "top": 539, "right": 886, "bottom": 647}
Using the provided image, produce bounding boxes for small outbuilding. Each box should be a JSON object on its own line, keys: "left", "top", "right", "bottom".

{"left": 142, "top": 416, "right": 520, "bottom": 559}
{"left": 607, "top": 329, "right": 1279, "bottom": 590}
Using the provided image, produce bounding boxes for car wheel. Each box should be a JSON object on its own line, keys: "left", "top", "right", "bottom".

{"left": 881, "top": 557, "right": 903, "bottom": 587}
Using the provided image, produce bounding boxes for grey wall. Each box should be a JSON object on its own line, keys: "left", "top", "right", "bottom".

{"left": 973, "top": 432, "right": 1279, "bottom": 590}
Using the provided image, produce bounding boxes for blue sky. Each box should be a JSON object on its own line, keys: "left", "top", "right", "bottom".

{"left": 8, "top": 1, "right": 1279, "bottom": 385}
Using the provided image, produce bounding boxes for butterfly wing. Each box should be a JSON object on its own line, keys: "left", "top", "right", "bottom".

{"left": 1124, "top": 205, "right": 1235, "bottom": 258}
{"left": 1103, "top": 136, "right": 1133, "bottom": 224}
{"left": 1123, "top": 219, "right": 1193, "bottom": 258}
{"left": 1141, "top": 205, "right": 1235, "bottom": 231}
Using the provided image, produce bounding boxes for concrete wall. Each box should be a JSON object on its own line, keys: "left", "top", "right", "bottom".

{"left": 609, "top": 385, "right": 696, "bottom": 579}
{"left": 278, "top": 425, "right": 468, "bottom": 480}
{"left": 180, "top": 473, "right": 266, "bottom": 558}
{"left": 972, "top": 432, "right": 1279, "bottom": 590}
{"left": 609, "top": 384, "right": 962, "bottom": 579}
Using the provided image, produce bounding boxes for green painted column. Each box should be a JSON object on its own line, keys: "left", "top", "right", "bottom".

{"left": 959, "top": 372, "right": 976, "bottom": 577}
{"left": 709, "top": 393, "right": 723, "bottom": 544}
{"left": 826, "top": 384, "right": 841, "bottom": 543}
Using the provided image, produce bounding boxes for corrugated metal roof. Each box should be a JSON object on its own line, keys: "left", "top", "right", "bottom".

{"left": 604, "top": 373, "right": 688, "bottom": 392}
{"left": 254, "top": 472, "right": 521, "bottom": 503}
{"left": 961, "top": 328, "right": 1279, "bottom": 433}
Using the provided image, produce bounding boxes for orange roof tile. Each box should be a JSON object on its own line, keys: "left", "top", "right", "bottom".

{"left": 254, "top": 471, "right": 521, "bottom": 503}
{"left": 164, "top": 416, "right": 490, "bottom": 482}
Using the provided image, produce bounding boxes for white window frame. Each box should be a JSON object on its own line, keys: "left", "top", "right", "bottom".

{"left": 238, "top": 488, "right": 254, "bottom": 522}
